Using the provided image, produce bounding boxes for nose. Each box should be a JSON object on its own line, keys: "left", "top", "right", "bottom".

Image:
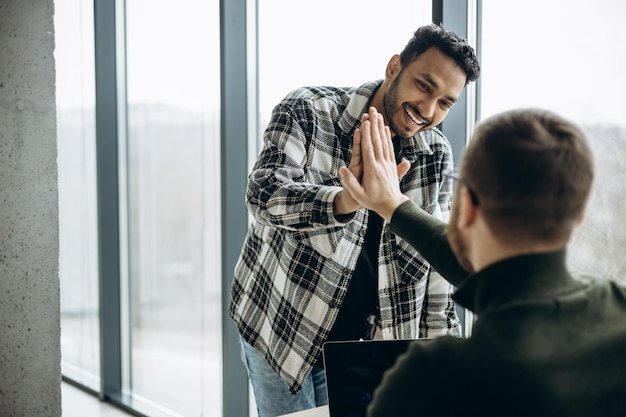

{"left": 417, "top": 99, "right": 437, "bottom": 119}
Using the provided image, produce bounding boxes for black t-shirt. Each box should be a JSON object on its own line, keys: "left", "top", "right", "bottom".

{"left": 314, "top": 211, "right": 382, "bottom": 368}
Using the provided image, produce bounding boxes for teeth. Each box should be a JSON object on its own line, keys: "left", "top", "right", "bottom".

{"left": 404, "top": 106, "right": 424, "bottom": 125}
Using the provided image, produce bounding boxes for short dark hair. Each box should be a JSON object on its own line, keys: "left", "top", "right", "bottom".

{"left": 400, "top": 24, "right": 480, "bottom": 85}
{"left": 461, "top": 108, "right": 594, "bottom": 245}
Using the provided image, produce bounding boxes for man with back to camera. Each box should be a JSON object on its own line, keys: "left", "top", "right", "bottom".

{"left": 228, "top": 24, "right": 480, "bottom": 416}
{"left": 339, "top": 106, "right": 626, "bottom": 416}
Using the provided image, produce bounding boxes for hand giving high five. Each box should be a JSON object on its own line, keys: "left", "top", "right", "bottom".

{"left": 339, "top": 107, "right": 411, "bottom": 221}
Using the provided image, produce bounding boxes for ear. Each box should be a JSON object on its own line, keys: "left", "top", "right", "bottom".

{"left": 385, "top": 55, "right": 401, "bottom": 79}
{"left": 456, "top": 187, "right": 479, "bottom": 230}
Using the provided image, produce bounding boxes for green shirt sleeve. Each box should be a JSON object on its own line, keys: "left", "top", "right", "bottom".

{"left": 390, "top": 200, "right": 469, "bottom": 287}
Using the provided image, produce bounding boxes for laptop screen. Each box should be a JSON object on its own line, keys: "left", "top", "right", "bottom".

{"left": 322, "top": 339, "right": 415, "bottom": 417}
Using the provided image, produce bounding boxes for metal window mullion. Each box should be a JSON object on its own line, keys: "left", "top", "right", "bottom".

{"left": 220, "top": 0, "right": 251, "bottom": 416}
{"left": 433, "top": 0, "right": 475, "bottom": 158}
{"left": 94, "top": 0, "right": 123, "bottom": 401}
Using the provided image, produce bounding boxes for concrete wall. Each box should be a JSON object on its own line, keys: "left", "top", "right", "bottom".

{"left": 0, "top": 0, "right": 62, "bottom": 415}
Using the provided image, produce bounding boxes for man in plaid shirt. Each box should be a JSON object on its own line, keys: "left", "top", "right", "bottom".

{"left": 229, "top": 24, "right": 480, "bottom": 417}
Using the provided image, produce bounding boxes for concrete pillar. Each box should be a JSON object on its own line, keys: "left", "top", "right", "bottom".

{"left": 0, "top": 0, "right": 62, "bottom": 415}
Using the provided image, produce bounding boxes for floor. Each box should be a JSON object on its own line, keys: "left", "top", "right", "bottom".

{"left": 61, "top": 379, "right": 256, "bottom": 417}
{"left": 62, "top": 381, "right": 134, "bottom": 417}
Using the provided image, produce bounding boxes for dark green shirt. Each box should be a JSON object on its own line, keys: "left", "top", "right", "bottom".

{"left": 368, "top": 200, "right": 626, "bottom": 417}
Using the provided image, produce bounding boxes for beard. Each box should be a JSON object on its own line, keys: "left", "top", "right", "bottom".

{"left": 383, "top": 73, "right": 422, "bottom": 139}
{"left": 447, "top": 202, "right": 475, "bottom": 273}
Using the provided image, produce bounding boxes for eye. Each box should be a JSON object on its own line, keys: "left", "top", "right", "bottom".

{"left": 439, "top": 100, "right": 453, "bottom": 110}
{"left": 417, "top": 80, "right": 431, "bottom": 93}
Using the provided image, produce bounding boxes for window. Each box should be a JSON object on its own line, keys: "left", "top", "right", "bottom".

{"left": 122, "top": 0, "right": 222, "bottom": 415}
{"left": 55, "top": 1, "right": 626, "bottom": 414}
{"left": 480, "top": 0, "right": 626, "bottom": 285}
{"left": 55, "top": 0, "right": 100, "bottom": 391}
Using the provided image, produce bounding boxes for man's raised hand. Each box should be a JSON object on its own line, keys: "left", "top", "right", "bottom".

{"left": 339, "top": 107, "right": 410, "bottom": 221}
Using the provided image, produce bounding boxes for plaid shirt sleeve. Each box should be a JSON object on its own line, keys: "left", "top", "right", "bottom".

{"left": 245, "top": 90, "right": 354, "bottom": 231}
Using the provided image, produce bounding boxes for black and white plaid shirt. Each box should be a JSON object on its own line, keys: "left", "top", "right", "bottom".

{"left": 229, "top": 81, "right": 460, "bottom": 394}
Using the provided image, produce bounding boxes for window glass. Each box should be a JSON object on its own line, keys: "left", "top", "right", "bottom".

{"left": 55, "top": 0, "right": 100, "bottom": 391}
{"left": 481, "top": 0, "right": 626, "bottom": 285}
{"left": 258, "top": 0, "right": 433, "bottom": 135}
{"left": 124, "top": 0, "right": 222, "bottom": 415}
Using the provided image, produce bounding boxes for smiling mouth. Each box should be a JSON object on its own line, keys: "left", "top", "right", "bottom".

{"left": 404, "top": 104, "right": 428, "bottom": 126}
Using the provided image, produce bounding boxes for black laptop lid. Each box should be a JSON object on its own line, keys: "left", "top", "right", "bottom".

{"left": 322, "top": 339, "right": 414, "bottom": 417}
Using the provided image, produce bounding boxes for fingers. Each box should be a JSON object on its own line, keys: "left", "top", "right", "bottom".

{"left": 383, "top": 125, "right": 393, "bottom": 162}
{"left": 350, "top": 128, "right": 362, "bottom": 167}
{"left": 363, "top": 107, "right": 393, "bottom": 164}
{"left": 348, "top": 126, "right": 364, "bottom": 181}
{"left": 373, "top": 108, "right": 391, "bottom": 162}
{"left": 342, "top": 108, "right": 409, "bottom": 219}
{"left": 339, "top": 166, "right": 365, "bottom": 202}
{"left": 368, "top": 108, "right": 384, "bottom": 161}
{"left": 397, "top": 160, "right": 411, "bottom": 180}
{"left": 373, "top": 108, "right": 394, "bottom": 164}
{"left": 356, "top": 107, "right": 408, "bottom": 184}
{"left": 360, "top": 110, "right": 379, "bottom": 171}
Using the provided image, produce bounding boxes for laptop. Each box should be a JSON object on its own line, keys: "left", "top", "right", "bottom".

{"left": 322, "top": 339, "right": 417, "bottom": 417}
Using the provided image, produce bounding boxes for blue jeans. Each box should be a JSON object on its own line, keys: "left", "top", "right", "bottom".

{"left": 240, "top": 337, "right": 328, "bottom": 417}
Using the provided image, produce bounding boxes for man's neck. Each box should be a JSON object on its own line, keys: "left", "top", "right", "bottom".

{"left": 468, "top": 219, "right": 567, "bottom": 272}
{"left": 469, "top": 227, "right": 567, "bottom": 273}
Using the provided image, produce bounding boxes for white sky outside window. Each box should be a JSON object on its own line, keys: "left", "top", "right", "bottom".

{"left": 481, "top": 0, "right": 626, "bottom": 126}
{"left": 481, "top": 0, "right": 626, "bottom": 285}
{"left": 258, "top": 0, "right": 433, "bottom": 128}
